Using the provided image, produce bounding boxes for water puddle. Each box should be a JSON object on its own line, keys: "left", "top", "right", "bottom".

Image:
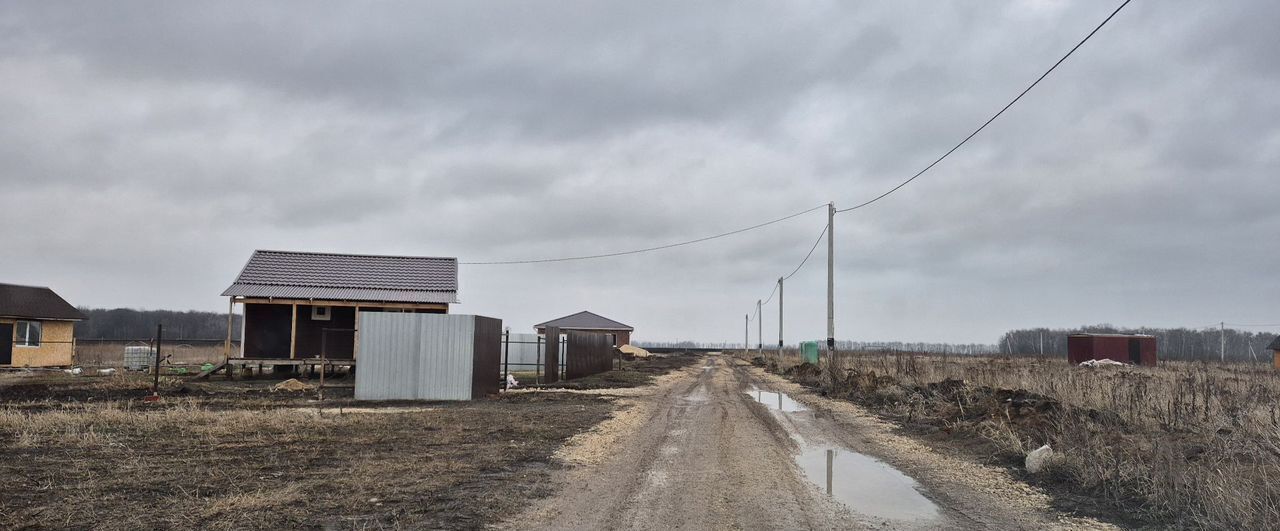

{"left": 796, "top": 447, "right": 939, "bottom": 521}
{"left": 746, "top": 385, "right": 940, "bottom": 522}
{"left": 744, "top": 386, "right": 808, "bottom": 412}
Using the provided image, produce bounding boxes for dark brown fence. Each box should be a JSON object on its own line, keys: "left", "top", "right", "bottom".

{"left": 565, "top": 331, "right": 615, "bottom": 380}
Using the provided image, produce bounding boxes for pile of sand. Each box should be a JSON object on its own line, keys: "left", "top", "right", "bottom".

{"left": 273, "top": 378, "right": 314, "bottom": 391}
{"left": 619, "top": 344, "right": 652, "bottom": 358}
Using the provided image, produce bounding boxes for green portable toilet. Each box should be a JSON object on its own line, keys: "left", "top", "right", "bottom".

{"left": 801, "top": 341, "right": 820, "bottom": 364}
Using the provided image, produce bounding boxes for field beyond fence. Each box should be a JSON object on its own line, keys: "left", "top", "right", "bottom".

{"left": 74, "top": 340, "right": 235, "bottom": 367}
{"left": 750, "top": 349, "right": 1280, "bottom": 529}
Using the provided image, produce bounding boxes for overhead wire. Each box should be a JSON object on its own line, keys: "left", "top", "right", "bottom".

{"left": 835, "top": 0, "right": 1132, "bottom": 215}
{"left": 461, "top": 203, "right": 828, "bottom": 265}
{"left": 748, "top": 221, "right": 829, "bottom": 318}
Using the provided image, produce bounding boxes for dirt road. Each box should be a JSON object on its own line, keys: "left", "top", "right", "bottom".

{"left": 513, "top": 354, "right": 1116, "bottom": 530}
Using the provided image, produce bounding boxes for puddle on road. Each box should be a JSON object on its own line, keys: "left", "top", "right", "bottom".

{"left": 744, "top": 386, "right": 808, "bottom": 412}
{"left": 796, "top": 446, "right": 939, "bottom": 522}
{"left": 746, "top": 385, "right": 941, "bottom": 522}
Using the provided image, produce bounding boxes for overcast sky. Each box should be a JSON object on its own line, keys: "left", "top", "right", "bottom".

{"left": 2, "top": 1, "right": 1277, "bottom": 344}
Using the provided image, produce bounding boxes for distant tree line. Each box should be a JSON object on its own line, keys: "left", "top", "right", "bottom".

{"left": 75, "top": 308, "right": 241, "bottom": 340}
{"left": 999, "top": 324, "right": 1278, "bottom": 363}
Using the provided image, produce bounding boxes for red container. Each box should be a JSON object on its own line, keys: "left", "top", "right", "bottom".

{"left": 1067, "top": 334, "right": 1157, "bottom": 366}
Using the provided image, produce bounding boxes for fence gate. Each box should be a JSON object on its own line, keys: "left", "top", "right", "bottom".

{"left": 565, "top": 331, "right": 614, "bottom": 380}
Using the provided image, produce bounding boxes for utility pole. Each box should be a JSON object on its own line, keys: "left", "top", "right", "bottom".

{"left": 826, "top": 202, "right": 835, "bottom": 360}
{"left": 757, "top": 299, "right": 763, "bottom": 351}
{"left": 1220, "top": 322, "right": 1225, "bottom": 363}
{"left": 745, "top": 314, "right": 749, "bottom": 354}
{"left": 777, "top": 277, "right": 784, "bottom": 355}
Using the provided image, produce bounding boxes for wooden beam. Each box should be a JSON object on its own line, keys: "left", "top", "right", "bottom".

{"left": 353, "top": 305, "right": 361, "bottom": 360}
{"left": 236, "top": 298, "right": 448, "bottom": 312}
{"left": 224, "top": 297, "right": 234, "bottom": 360}
{"left": 289, "top": 303, "right": 298, "bottom": 359}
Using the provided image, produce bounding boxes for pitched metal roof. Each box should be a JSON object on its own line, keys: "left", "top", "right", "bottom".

{"left": 0, "top": 283, "right": 87, "bottom": 321}
{"left": 1269, "top": 335, "right": 1280, "bottom": 351}
{"left": 222, "top": 250, "right": 459, "bottom": 304}
{"left": 535, "top": 311, "right": 633, "bottom": 331}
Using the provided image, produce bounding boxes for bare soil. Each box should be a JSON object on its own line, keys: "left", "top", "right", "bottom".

{"left": 0, "top": 359, "right": 703, "bottom": 530}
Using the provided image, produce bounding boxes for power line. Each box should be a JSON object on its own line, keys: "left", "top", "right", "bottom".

{"left": 835, "top": 0, "right": 1132, "bottom": 215}
{"left": 784, "top": 223, "right": 828, "bottom": 281}
{"left": 750, "top": 221, "right": 828, "bottom": 315}
{"left": 1224, "top": 323, "right": 1280, "bottom": 328}
{"left": 461, "top": 203, "right": 828, "bottom": 265}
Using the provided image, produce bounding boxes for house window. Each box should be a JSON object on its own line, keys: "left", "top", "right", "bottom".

{"left": 15, "top": 321, "right": 41, "bottom": 347}
{"left": 311, "top": 306, "right": 331, "bottom": 321}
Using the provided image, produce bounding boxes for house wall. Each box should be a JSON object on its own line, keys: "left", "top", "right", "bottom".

{"left": 239, "top": 299, "right": 448, "bottom": 359}
{"left": 535, "top": 327, "right": 631, "bottom": 346}
{"left": 293, "top": 304, "right": 357, "bottom": 359}
{"left": 0, "top": 319, "right": 75, "bottom": 367}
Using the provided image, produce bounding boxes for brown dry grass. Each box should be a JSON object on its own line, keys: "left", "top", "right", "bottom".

{"left": 0, "top": 374, "right": 613, "bottom": 530}
{"left": 751, "top": 350, "right": 1280, "bottom": 530}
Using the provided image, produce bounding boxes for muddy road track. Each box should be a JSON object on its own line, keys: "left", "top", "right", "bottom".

{"left": 512, "top": 354, "right": 1115, "bottom": 530}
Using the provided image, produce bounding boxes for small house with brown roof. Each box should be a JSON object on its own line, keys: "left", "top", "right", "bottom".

{"left": 1269, "top": 335, "right": 1280, "bottom": 369}
{"left": 1, "top": 283, "right": 86, "bottom": 367}
{"left": 222, "top": 250, "right": 458, "bottom": 361}
{"left": 535, "top": 311, "right": 634, "bottom": 346}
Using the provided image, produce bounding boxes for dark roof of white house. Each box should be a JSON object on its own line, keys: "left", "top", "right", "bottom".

{"left": 0, "top": 283, "right": 86, "bottom": 321}
{"left": 222, "top": 250, "right": 459, "bottom": 304}
{"left": 535, "top": 311, "right": 632, "bottom": 331}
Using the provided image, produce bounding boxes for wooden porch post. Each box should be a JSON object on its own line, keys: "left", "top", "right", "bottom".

{"left": 224, "top": 297, "right": 234, "bottom": 360}
{"left": 289, "top": 303, "right": 298, "bottom": 359}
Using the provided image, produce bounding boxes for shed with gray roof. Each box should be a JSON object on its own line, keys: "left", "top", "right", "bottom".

{"left": 535, "top": 311, "right": 634, "bottom": 346}
{"left": 222, "top": 250, "right": 459, "bottom": 361}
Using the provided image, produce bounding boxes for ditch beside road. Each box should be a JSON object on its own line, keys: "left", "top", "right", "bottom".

{"left": 512, "top": 354, "right": 1118, "bottom": 530}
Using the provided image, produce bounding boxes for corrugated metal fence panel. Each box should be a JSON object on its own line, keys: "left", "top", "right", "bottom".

{"left": 414, "top": 314, "right": 476, "bottom": 400}
{"left": 356, "top": 313, "right": 476, "bottom": 400}
{"left": 355, "top": 312, "right": 423, "bottom": 400}
{"left": 565, "top": 331, "right": 614, "bottom": 380}
{"left": 470, "top": 316, "right": 503, "bottom": 399}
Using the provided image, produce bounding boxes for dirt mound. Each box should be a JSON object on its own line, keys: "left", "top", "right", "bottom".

{"left": 783, "top": 362, "right": 822, "bottom": 379}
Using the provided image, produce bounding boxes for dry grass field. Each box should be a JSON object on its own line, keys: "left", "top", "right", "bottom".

{"left": 750, "top": 350, "right": 1280, "bottom": 530}
{"left": 0, "top": 372, "right": 617, "bottom": 530}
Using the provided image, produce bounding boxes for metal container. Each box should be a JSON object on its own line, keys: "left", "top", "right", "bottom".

{"left": 1067, "top": 334, "right": 1157, "bottom": 366}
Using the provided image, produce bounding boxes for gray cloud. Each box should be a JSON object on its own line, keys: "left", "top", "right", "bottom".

{"left": 1, "top": 1, "right": 1277, "bottom": 344}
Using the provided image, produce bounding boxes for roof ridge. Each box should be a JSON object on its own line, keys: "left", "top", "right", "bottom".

{"left": 254, "top": 249, "right": 459, "bottom": 262}
{"left": 0, "top": 282, "right": 53, "bottom": 289}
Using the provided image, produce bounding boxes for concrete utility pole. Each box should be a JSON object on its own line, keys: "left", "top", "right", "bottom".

{"left": 1220, "top": 322, "right": 1226, "bottom": 363}
{"left": 745, "top": 314, "right": 749, "bottom": 354}
{"left": 826, "top": 202, "right": 835, "bottom": 359}
{"left": 757, "top": 299, "right": 763, "bottom": 351}
{"left": 777, "top": 277, "right": 784, "bottom": 355}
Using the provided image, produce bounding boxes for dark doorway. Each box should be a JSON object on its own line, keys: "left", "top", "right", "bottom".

{"left": 1128, "top": 338, "right": 1142, "bottom": 365}
{"left": 0, "top": 323, "right": 12, "bottom": 365}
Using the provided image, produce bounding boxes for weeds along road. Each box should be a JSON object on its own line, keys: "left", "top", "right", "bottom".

{"left": 511, "top": 354, "right": 1116, "bottom": 531}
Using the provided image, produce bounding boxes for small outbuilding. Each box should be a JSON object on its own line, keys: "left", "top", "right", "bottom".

{"left": 0, "top": 283, "right": 86, "bottom": 367}
{"left": 222, "top": 250, "right": 458, "bottom": 362}
{"left": 1067, "top": 333, "right": 1157, "bottom": 366}
{"left": 535, "top": 311, "right": 633, "bottom": 346}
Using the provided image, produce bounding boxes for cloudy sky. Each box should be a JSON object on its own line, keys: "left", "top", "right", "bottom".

{"left": 2, "top": 1, "right": 1277, "bottom": 344}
